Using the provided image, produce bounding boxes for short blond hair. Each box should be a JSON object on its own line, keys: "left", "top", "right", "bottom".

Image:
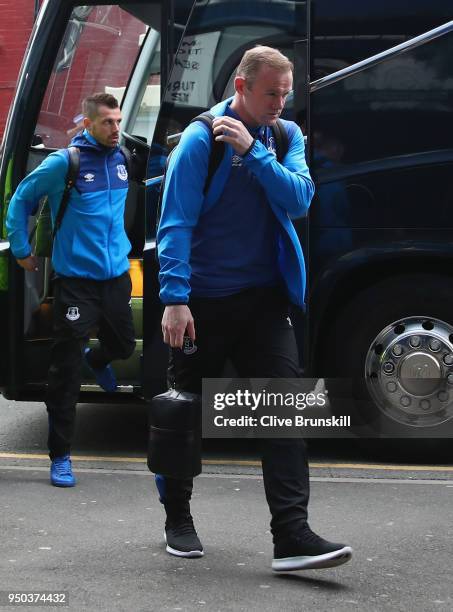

{"left": 236, "top": 46, "right": 293, "bottom": 86}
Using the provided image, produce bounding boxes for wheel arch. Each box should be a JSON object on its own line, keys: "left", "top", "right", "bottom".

{"left": 309, "top": 252, "right": 453, "bottom": 374}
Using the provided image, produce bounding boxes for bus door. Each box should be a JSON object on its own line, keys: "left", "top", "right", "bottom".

{"left": 0, "top": 0, "right": 193, "bottom": 400}
{"left": 142, "top": 0, "right": 311, "bottom": 398}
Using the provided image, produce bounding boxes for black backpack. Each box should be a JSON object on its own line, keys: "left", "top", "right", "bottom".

{"left": 155, "top": 112, "right": 289, "bottom": 240}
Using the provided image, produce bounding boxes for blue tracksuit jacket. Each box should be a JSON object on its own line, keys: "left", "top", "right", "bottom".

{"left": 6, "top": 130, "right": 131, "bottom": 280}
{"left": 157, "top": 97, "right": 315, "bottom": 307}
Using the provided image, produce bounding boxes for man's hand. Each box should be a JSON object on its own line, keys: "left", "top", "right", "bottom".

{"left": 212, "top": 117, "right": 254, "bottom": 156}
{"left": 17, "top": 255, "right": 39, "bottom": 272}
{"left": 161, "top": 304, "right": 195, "bottom": 349}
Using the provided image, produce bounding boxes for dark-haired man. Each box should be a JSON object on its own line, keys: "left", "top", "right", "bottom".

{"left": 6, "top": 93, "right": 136, "bottom": 487}
{"left": 156, "top": 46, "right": 352, "bottom": 572}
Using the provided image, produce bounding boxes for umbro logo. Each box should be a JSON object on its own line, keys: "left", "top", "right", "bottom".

{"left": 84, "top": 173, "right": 95, "bottom": 182}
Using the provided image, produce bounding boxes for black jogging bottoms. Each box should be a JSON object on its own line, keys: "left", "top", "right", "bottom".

{"left": 167, "top": 286, "right": 310, "bottom": 540}
{"left": 46, "top": 272, "right": 136, "bottom": 459}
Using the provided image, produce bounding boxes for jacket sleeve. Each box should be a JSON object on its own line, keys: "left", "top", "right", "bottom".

{"left": 157, "top": 123, "right": 211, "bottom": 305}
{"left": 242, "top": 122, "right": 315, "bottom": 219}
{"left": 6, "top": 151, "right": 68, "bottom": 259}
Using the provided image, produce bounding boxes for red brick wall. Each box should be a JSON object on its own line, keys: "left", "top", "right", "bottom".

{"left": 0, "top": 0, "right": 36, "bottom": 139}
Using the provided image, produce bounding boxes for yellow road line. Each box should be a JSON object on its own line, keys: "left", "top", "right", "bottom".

{"left": 311, "top": 463, "right": 453, "bottom": 471}
{"left": 0, "top": 452, "right": 145, "bottom": 463}
{"left": 0, "top": 452, "right": 453, "bottom": 471}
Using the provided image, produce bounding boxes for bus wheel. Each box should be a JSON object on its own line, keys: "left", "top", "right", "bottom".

{"left": 324, "top": 274, "right": 453, "bottom": 456}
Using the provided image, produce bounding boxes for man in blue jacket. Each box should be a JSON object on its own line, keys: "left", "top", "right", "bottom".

{"left": 6, "top": 93, "right": 135, "bottom": 488}
{"left": 157, "top": 47, "right": 352, "bottom": 571}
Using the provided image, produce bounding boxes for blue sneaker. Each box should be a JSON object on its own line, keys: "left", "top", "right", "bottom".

{"left": 155, "top": 474, "right": 166, "bottom": 503}
{"left": 50, "top": 455, "right": 76, "bottom": 487}
{"left": 84, "top": 348, "right": 117, "bottom": 392}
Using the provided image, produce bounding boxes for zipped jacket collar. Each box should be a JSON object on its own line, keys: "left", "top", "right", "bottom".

{"left": 69, "top": 129, "right": 120, "bottom": 155}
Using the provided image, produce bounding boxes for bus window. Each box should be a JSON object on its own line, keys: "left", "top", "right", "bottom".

{"left": 311, "top": 28, "right": 453, "bottom": 166}
{"left": 35, "top": 5, "right": 150, "bottom": 150}
{"left": 125, "top": 39, "right": 161, "bottom": 144}
{"left": 148, "top": 1, "right": 308, "bottom": 182}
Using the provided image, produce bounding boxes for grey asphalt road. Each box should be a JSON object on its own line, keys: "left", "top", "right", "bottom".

{"left": 1, "top": 461, "right": 453, "bottom": 612}
{"left": 1, "top": 397, "right": 453, "bottom": 611}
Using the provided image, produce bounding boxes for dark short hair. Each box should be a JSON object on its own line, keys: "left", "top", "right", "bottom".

{"left": 82, "top": 93, "right": 119, "bottom": 119}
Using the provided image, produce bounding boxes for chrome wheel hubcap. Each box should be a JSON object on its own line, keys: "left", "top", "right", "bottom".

{"left": 365, "top": 317, "right": 453, "bottom": 427}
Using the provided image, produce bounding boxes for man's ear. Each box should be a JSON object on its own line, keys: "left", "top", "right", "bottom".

{"left": 83, "top": 117, "right": 91, "bottom": 130}
{"left": 234, "top": 75, "right": 247, "bottom": 96}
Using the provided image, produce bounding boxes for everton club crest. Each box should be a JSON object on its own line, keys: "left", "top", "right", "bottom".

{"left": 66, "top": 306, "right": 80, "bottom": 321}
{"left": 117, "top": 164, "right": 128, "bottom": 181}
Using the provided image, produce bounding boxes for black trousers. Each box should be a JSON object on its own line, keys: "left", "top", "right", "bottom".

{"left": 167, "top": 287, "right": 310, "bottom": 540}
{"left": 46, "top": 272, "right": 135, "bottom": 459}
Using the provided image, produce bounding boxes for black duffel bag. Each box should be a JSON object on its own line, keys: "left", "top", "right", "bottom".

{"left": 147, "top": 388, "right": 202, "bottom": 479}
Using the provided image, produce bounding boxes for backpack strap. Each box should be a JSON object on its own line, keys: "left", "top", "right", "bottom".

{"left": 120, "top": 145, "right": 132, "bottom": 179}
{"left": 155, "top": 113, "right": 224, "bottom": 261}
{"left": 190, "top": 111, "right": 225, "bottom": 195}
{"left": 271, "top": 118, "right": 289, "bottom": 163}
{"left": 52, "top": 146, "right": 80, "bottom": 238}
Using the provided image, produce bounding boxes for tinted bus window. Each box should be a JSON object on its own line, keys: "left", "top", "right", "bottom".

{"left": 311, "top": 0, "right": 453, "bottom": 78}
{"left": 149, "top": 0, "right": 307, "bottom": 179}
{"left": 311, "top": 29, "right": 453, "bottom": 166}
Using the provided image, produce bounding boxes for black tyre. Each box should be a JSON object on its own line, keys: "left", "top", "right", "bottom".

{"left": 321, "top": 274, "right": 453, "bottom": 458}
